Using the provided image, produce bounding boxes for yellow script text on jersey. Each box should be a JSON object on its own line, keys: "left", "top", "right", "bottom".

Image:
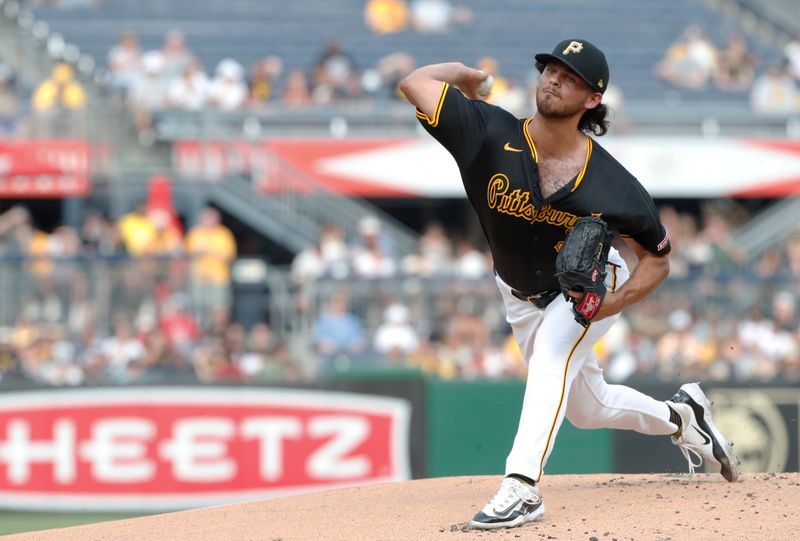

{"left": 487, "top": 174, "right": 582, "bottom": 228}
{"left": 487, "top": 174, "right": 534, "bottom": 220}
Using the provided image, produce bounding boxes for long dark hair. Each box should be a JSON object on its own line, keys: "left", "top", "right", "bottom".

{"left": 579, "top": 103, "right": 610, "bottom": 136}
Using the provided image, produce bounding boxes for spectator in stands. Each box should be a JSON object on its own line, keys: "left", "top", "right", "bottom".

{"left": 410, "top": 0, "right": 471, "bottom": 33}
{"left": 0, "top": 206, "right": 34, "bottom": 254}
{"left": 248, "top": 56, "right": 283, "bottom": 106}
{"left": 159, "top": 292, "right": 199, "bottom": 361}
{"left": 655, "top": 25, "right": 718, "bottom": 89}
{"left": 17, "top": 323, "right": 82, "bottom": 386}
{"left": 238, "top": 322, "right": 296, "bottom": 381}
{"left": 80, "top": 212, "right": 122, "bottom": 255}
{"left": 312, "top": 293, "right": 367, "bottom": 374}
{"left": 401, "top": 222, "right": 452, "bottom": 276}
{"left": 713, "top": 34, "right": 757, "bottom": 92}
{"left": 750, "top": 65, "right": 798, "bottom": 115}
{"left": 127, "top": 51, "right": 168, "bottom": 142}
{"left": 291, "top": 223, "right": 350, "bottom": 285}
{"left": 787, "top": 233, "right": 800, "bottom": 276}
{"left": 117, "top": 201, "right": 151, "bottom": 256}
{"left": 755, "top": 248, "right": 782, "bottom": 278}
{"left": 365, "top": 0, "right": 409, "bottom": 34}
{"left": 784, "top": 32, "right": 800, "bottom": 83}
{"left": 49, "top": 224, "right": 82, "bottom": 285}
{"left": 134, "top": 209, "right": 184, "bottom": 293}
{"left": 167, "top": 60, "right": 209, "bottom": 111}
{"left": 312, "top": 39, "right": 361, "bottom": 102}
{"left": 207, "top": 59, "right": 248, "bottom": 111}
{"left": 107, "top": 31, "right": 142, "bottom": 95}
{"left": 373, "top": 302, "right": 419, "bottom": 362}
{"left": 96, "top": 315, "right": 147, "bottom": 384}
{"left": 363, "top": 52, "right": 416, "bottom": 100}
{"left": 0, "top": 63, "right": 19, "bottom": 135}
{"left": 159, "top": 29, "right": 195, "bottom": 80}
{"left": 186, "top": 206, "right": 237, "bottom": 318}
{"left": 351, "top": 215, "right": 397, "bottom": 278}
{"left": 139, "top": 209, "right": 184, "bottom": 257}
{"left": 64, "top": 273, "right": 95, "bottom": 338}
{"left": 697, "top": 209, "right": 744, "bottom": 270}
{"left": 32, "top": 62, "right": 86, "bottom": 113}
{"left": 435, "top": 309, "right": 490, "bottom": 379}
{"left": 281, "top": 69, "right": 313, "bottom": 107}
{"left": 453, "top": 239, "right": 490, "bottom": 279}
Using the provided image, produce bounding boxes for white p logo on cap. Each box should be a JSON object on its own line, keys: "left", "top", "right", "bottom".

{"left": 562, "top": 41, "right": 584, "bottom": 55}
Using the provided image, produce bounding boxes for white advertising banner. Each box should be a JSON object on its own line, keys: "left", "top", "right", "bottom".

{"left": 0, "top": 388, "right": 411, "bottom": 511}
{"left": 175, "top": 137, "right": 800, "bottom": 198}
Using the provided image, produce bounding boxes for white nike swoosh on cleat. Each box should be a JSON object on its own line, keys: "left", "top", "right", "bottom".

{"left": 492, "top": 498, "right": 522, "bottom": 517}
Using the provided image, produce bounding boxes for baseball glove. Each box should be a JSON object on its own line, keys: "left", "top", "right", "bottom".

{"left": 554, "top": 216, "right": 613, "bottom": 327}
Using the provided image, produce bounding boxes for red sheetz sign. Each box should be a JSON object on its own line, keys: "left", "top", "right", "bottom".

{"left": 0, "top": 388, "right": 411, "bottom": 511}
{"left": 0, "top": 140, "right": 91, "bottom": 197}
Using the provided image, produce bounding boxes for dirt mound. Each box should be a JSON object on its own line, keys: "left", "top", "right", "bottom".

{"left": 5, "top": 473, "right": 799, "bottom": 540}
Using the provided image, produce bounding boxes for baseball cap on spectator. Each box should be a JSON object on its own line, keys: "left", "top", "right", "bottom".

{"left": 216, "top": 59, "right": 244, "bottom": 80}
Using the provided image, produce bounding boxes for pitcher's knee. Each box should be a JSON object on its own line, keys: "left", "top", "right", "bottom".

{"left": 566, "top": 409, "right": 605, "bottom": 429}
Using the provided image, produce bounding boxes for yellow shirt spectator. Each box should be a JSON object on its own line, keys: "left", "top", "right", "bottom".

{"left": 28, "top": 230, "right": 51, "bottom": 277}
{"left": 365, "top": 0, "right": 409, "bottom": 34}
{"left": 32, "top": 63, "right": 87, "bottom": 112}
{"left": 118, "top": 205, "right": 156, "bottom": 256}
{"left": 186, "top": 208, "right": 237, "bottom": 284}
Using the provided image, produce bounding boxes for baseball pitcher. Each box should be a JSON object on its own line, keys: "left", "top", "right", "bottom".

{"left": 400, "top": 38, "right": 740, "bottom": 530}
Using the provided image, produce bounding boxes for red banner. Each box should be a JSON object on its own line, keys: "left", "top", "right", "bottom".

{"left": 0, "top": 388, "right": 410, "bottom": 511}
{"left": 174, "top": 137, "right": 800, "bottom": 198}
{"left": 0, "top": 140, "right": 90, "bottom": 197}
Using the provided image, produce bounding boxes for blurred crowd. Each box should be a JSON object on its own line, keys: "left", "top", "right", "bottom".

{"left": 655, "top": 24, "right": 800, "bottom": 114}
{"left": 291, "top": 205, "right": 800, "bottom": 384}
{"left": 103, "top": 27, "right": 539, "bottom": 140}
{"left": 3, "top": 13, "right": 799, "bottom": 140}
{"left": 0, "top": 202, "right": 255, "bottom": 386}
{"left": 1, "top": 200, "right": 799, "bottom": 386}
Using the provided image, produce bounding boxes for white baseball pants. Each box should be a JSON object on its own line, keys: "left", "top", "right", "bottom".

{"left": 495, "top": 249, "right": 678, "bottom": 482}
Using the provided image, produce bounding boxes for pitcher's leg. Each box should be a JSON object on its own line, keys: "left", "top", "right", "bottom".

{"left": 565, "top": 353, "right": 677, "bottom": 435}
{"left": 504, "top": 300, "right": 617, "bottom": 482}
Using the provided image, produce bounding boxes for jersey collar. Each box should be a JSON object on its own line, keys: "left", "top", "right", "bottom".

{"left": 522, "top": 118, "right": 593, "bottom": 194}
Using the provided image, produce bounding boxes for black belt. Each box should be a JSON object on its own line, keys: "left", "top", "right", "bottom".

{"left": 510, "top": 288, "right": 561, "bottom": 309}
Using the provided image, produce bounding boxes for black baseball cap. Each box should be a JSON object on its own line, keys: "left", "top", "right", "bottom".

{"left": 535, "top": 39, "right": 609, "bottom": 94}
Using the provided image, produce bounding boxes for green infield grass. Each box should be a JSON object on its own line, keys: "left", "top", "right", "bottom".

{"left": 0, "top": 512, "right": 152, "bottom": 536}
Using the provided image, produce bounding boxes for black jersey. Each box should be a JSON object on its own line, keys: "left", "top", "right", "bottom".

{"left": 417, "top": 82, "right": 671, "bottom": 295}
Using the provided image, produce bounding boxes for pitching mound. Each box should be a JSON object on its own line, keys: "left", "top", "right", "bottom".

{"left": 5, "top": 473, "right": 799, "bottom": 540}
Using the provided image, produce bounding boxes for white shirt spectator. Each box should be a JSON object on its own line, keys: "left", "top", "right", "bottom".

{"left": 454, "top": 241, "right": 489, "bottom": 278}
{"left": 411, "top": 0, "right": 454, "bottom": 32}
{"left": 208, "top": 59, "right": 248, "bottom": 111}
{"left": 686, "top": 33, "right": 717, "bottom": 79}
{"left": 374, "top": 304, "right": 419, "bottom": 357}
{"left": 168, "top": 65, "right": 209, "bottom": 110}
{"left": 785, "top": 36, "right": 800, "bottom": 81}
{"left": 107, "top": 32, "right": 141, "bottom": 92}
{"left": 352, "top": 247, "right": 397, "bottom": 278}
{"left": 128, "top": 52, "right": 168, "bottom": 112}
{"left": 750, "top": 67, "right": 798, "bottom": 115}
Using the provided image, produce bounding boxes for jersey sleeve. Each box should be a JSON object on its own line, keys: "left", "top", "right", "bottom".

{"left": 616, "top": 181, "right": 671, "bottom": 256}
{"left": 416, "top": 82, "right": 490, "bottom": 169}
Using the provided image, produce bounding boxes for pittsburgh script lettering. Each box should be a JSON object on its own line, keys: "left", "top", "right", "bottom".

{"left": 486, "top": 174, "right": 581, "bottom": 228}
